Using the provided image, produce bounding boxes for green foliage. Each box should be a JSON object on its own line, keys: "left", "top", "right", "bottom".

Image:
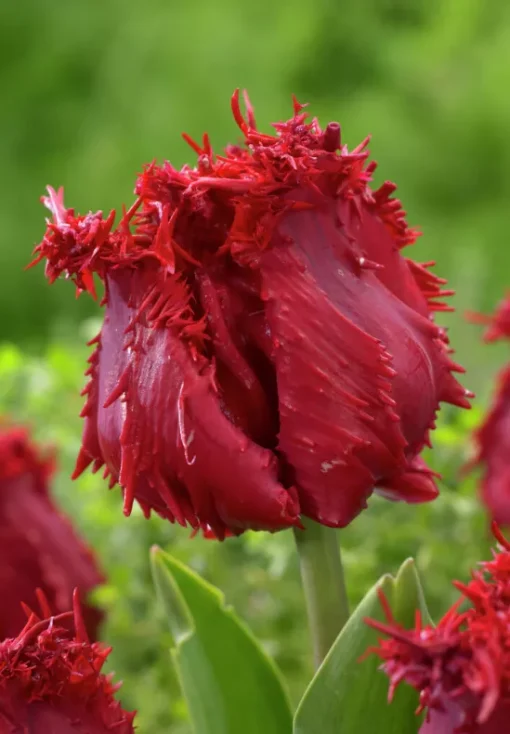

{"left": 151, "top": 548, "right": 292, "bottom": 734}
{"left": 294, "top": 559, "right": 431, "bottom": 734}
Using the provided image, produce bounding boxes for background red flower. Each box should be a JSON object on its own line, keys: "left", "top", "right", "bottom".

{"left": 0, "top": 589, "right": 135, "bottom": 733}
{"left": 366, "top": 524, "right": 510, "bottom": 733}
{"left": 0, "top": 424, "right": 104, "bottom": 640}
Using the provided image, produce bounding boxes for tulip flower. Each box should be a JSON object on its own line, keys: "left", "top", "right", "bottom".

{"left": 31, "top": 91, "right": 470, "bottom": 538}
{"left": 469, "top": 295, "right": 510, "bottom": 524}
{"left": 366, "top": 523, "right": 510, "bottom": 733}
{"left": 0, "top": 425, "right": 103, "bottom": 639}
{"left": 0, "top": 589, "right": 135, "bottom": 733}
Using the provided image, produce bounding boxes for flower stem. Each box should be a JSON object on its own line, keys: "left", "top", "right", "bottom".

{"left": 293, "top": 518, "right": 349, "bottom": 669}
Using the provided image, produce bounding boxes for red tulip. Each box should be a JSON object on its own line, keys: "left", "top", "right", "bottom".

{"left": 31, "top": 91, "right": 470, "bottom": 538}
{"left": 469, "top": 295, "right": 510, "bottom": 524}
{"left": 472, "top": 365, "right": 510, "bottom": 525}
{"left": 366, "top": 523, "right": 510, "bottom": 733}
{"left": 0, "top": 589, "right": 135, "bottom": 733}
{"left": 0, "top": 425, "right": 103, "bottom": 639}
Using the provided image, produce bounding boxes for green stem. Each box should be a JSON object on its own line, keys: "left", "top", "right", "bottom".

{"left": 293, "top": 518, "right": 349, "bottom": 669}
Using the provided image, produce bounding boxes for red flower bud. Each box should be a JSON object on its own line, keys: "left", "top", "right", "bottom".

{"left": 365, "top": 523, "right": 510, "bottom": 733}
{"left": 0, "top": 425, "right": 104, "bottom": 639}
{"left": 469, "top": 295, "right": 510, "bottom": 524}
{"left": 31, "top": 92, "right": 470, "bottom": 537}
{"left": 0, "top": 589, "right": 135, "bottom": 733}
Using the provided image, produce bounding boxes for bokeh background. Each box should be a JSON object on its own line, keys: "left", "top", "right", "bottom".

{"left": 1, "top": 0, "right": 508, "bottom": 730}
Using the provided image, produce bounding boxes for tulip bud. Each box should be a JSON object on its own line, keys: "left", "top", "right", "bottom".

{"left": 31, "top": 92, "right": 470, "bottom": 537}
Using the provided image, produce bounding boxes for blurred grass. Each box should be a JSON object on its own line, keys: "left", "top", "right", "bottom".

{"left": 1, "top": 0, "right": 510, "bottom": 730}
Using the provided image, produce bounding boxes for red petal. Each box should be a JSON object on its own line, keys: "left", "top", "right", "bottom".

{"left": 92, "top": 269, "right": 299, "bottom": 536}
{"left": 420, "top": 699, "right": 510, "bottom": 734}
{"left": 0, "top": 428, "right": 103, "bottom": 641}
{"left": 254, "top": 203, "right": 456, "bottom": 526}
{"left": 419, "top": 702, "right": 469, "bottom": 733}
{"left": 257, "top": 258, "right": 402, "bottom": 526}
{"left": 375, "top": 455, "right": 439, "bottom": 503}
{"left": 196, "top": 268, "right": 278, "bottom": 447}
{"left": 472, "top": 365, "right": 510, "bottom": 525}
{"left": 352, "top": 198, "right": 429, "bottom": 316}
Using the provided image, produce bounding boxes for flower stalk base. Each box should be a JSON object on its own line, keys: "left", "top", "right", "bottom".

{"left": 293, "top": 518, "right": 349, "bottom": 668}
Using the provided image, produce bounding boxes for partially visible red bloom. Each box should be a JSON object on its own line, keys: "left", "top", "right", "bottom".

{"left": 468, "top": 293, "right": 510, "bottom": 343}
{"left": 31, "top": 91, "right": 470, "bottom": 538}
{"left": 0, "top": 590, "right": 135, "bottom": 733}
{"left": 366, "top": 523, "right": 510, "bottom": 733}
{"left": 471, "top": 366, "right": 510, "bottom": 525}
{"left": 0, "top": 425, "right": 104, "bottom": 639}
{"left": 470, "top": 295, "right": 510, "bottom": 524}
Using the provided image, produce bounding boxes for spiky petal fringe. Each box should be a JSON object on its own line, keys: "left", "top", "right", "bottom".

{"left": 366, "top": 524, "right": 510, "bottom": 733}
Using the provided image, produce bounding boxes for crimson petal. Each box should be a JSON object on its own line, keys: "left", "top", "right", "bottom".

{"left": 76, "top": 269, "right": 299, "bottom": 537}
{"left": 254, "top": 202, "right": 455, "bottom": 526}
{"left": 472, "top": 365, "right": 510, "bottom": 525}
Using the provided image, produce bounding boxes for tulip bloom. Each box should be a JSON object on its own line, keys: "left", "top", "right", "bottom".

{"left": 32, "top": 91, "right": 470, "bottom": 538}
{"left": 0, "top": 590, "right": 135, "bottom": 733}
{"left": 470, "top": 295, "right": 510, "bottom": 524}
{"left": 366, "top": 524, "right": 510, "bottom": 733}
{"left": 0, "top": 425, "right": 103, "bottom": 639}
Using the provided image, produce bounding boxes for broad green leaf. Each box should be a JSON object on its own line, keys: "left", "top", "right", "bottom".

{"left": 294, "top": 558, "right": 432, "bottom": 734}
{"left": 151, "top": 547, "right": 293, "bottom": 734}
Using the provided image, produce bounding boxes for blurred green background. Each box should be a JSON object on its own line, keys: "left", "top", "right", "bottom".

{"left": 1, "top": 0, "right": 508, "bottom": 730}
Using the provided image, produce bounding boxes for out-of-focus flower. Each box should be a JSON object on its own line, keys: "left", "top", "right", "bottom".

{"left": 469, "top": 295, "right": 510, "bottom": 524}
{"left": 31, "top": 91, "right": 470, "bottom": 538}
{"left": 0, "top": 589, "right": 135, "bottom": 733}
{"left": 365, "top": 523, "right": 510, "bottom": 733}
{"left": 468, "top": 293, "right": 510, "bottom": 343}
{"left": 471, "top": 366, "right": 510, "bottom": 525}
{"left": 0, "top": 425, "right": 104, "bottom": 639}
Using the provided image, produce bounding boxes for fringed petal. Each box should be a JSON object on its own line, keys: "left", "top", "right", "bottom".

{"left": 0, "top": 596, "right": 135, "bottom": 732}
{"left": 366, "top": 526, "right": 510, "bottom": 734}
{"left": 375, "top": 455, "right": 439, "bottom": 503}
{"left": 255, "top": 201, "right": 461, "bottom": 524}
{"left": 85, "top": 269, "right": 299, "bottom": 537}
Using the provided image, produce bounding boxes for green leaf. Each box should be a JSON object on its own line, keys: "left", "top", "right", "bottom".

{"left": 294, "top": 558, "right": 432, "bottom": 734}
{"left": 151, "top": 546, "right": 293, "bottom": 734}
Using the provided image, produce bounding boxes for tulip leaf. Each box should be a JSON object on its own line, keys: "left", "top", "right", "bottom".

{"left": 294, "top": 558, "right": 432, "bottom": 734}
{"left": 151, "top": 547, "right": 293, "bottom": 734}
